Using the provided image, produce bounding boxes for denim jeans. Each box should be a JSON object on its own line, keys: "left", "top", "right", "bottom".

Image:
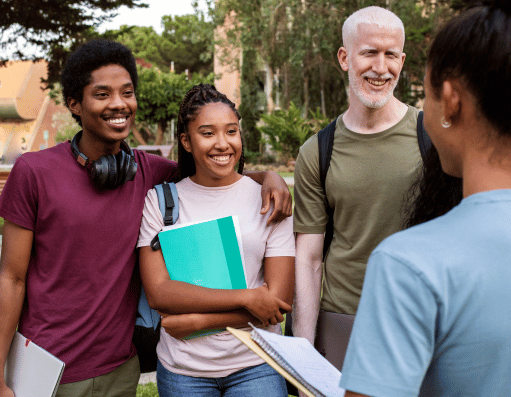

{"left": 156, "top": 360, "right": 287, "bottom": 397}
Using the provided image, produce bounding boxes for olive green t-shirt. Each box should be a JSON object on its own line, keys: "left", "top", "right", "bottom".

{"left": 294, "top": 106, "right": 422, "bottom": 314}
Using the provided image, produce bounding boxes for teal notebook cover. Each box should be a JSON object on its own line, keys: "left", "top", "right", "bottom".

{"left": 158, "top": 216, "right": 247, "bottom": 339}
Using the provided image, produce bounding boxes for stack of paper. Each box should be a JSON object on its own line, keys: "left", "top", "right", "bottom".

{"left": 228, "top": 326, "right": 345, "bottom": 397}
{"left": 158, "top": 215, "right": 247, "bottom": 338}
{"left": 4, "top": 332, "right": 65, "bottom": 397}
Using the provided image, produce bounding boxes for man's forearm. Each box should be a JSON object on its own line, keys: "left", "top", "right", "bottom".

{"left": 0, "top": 273, "right": 25, "bottom": 386}
{"left": 293, "top": 233, "right": 324, "bottom": 344}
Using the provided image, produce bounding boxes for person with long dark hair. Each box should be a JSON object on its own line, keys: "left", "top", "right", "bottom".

{"left": 137, "top": 84, "right": 294, "bottom": 397}
{"left": 404, "top": 146, "right": 462, "bottom": 228}
{"left": 340, "top": 1, "right": 511, "bottom": 396}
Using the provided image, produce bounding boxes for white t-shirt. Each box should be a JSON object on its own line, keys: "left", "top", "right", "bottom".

{"left": 137, "top": 176, "right": 295, "bottom": 377}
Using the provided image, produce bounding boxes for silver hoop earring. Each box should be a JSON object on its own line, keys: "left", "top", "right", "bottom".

{"left": 441, "top": 117, "right": 451, "bottom": 128}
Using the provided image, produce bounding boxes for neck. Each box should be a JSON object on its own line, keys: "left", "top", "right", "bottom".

{"left": 462, "top": 143, "right": 511, "bottom": 197}
{"left": 343, "top": 96, "right": 408, "bottom": 134}
{"left": 77, "top": 131, "right": 122, "bottom": 162}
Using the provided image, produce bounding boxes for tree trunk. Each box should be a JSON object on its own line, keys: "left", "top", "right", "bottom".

{"left": 303, "top": 72, "right": 309, "bottom": 117}
{"left": 155, "top": 120, "right": 167, "bottom": 145}
{"left": 131, "top": 124, "right": 147, "bottom": 145}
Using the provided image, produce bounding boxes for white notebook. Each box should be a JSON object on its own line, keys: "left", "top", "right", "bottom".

{"left": 4, "top": 332, "right": 65, "bottom": 397}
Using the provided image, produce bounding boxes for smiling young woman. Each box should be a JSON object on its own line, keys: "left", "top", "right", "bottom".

{"left": 137, "top": 84, "right": 295, "bottom": 397}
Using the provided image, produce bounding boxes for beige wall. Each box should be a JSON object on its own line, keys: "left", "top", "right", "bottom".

{"left": 214, "top": 6, "right": 241, "bottom": 107}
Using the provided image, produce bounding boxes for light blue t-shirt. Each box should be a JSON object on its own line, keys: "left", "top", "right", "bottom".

{"left": 340, "top": 189, "right": 511, "bottom": 397}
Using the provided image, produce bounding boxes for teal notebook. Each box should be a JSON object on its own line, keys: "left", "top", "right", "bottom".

{"left": 158, "top": 215, "right": 247, "bottom": 339}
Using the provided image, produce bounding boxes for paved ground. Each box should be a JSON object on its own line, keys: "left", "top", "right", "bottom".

{"left": 139, "top": 371, "right": 156, "bottom": 385}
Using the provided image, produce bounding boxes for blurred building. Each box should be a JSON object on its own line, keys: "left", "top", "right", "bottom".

{"left": 0, "top": 60, "right": 64, "bottom": 165}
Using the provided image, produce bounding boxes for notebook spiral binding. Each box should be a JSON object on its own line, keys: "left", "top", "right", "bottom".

{"left": 249, "top": 325, "right": 325, "bottom": 397}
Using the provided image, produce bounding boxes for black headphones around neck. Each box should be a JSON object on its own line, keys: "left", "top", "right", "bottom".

{"left": 70, "top": 131, "right": 138, "bottom": 190}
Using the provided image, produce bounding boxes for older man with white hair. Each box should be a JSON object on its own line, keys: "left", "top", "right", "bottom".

{"left": 292, "top": 5, "right": 422, "bottom": 374}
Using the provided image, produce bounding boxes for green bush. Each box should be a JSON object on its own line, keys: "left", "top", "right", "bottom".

{"left": 258, "top": 103, "right": 330, "bottom": 160}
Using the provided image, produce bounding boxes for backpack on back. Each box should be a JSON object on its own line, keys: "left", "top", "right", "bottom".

{"left": 133, "top": 181, "right": 179, "bottom": 373}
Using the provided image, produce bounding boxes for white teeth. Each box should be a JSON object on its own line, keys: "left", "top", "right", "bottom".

{"left": 107, "top": 117, "right": 127, "bottom": 124}
{"left": 367, "top": 79, "right": 386, "bottom": 86}
{"left": 211, "top": 155, "right": 230, "bottom": 162}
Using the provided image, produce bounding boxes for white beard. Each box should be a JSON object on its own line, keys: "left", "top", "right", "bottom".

{"left": 348, "top": 64, "right": 399, "bottom": 109}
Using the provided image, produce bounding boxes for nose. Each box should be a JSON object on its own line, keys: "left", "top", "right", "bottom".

{"left": 215, "top": 132, "right": 230, "bottom": 150}
{"left": 372, "top": 53, "right": 387, "bottom": 75}
{"left": 108, "top": 92, "right": 128, "bottom": 110}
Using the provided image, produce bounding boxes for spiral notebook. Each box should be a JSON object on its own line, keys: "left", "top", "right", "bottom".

{"left": 228, "top": 325, "right": 345, "bottom": 397}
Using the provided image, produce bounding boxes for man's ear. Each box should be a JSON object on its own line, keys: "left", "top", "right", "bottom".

{"left": 67, "top": 97, "right": 81, "bottom": 117}
{"left": 180, "top": 133, "right": 192, "bottom": 153}
{"left": 338, "top": 47, "right": 349, "bottom": 71}
{"left": 400, "top": 52, "right": 406, "bottom": 69}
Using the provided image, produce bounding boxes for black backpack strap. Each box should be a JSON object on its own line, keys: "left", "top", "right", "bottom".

{"left": 318, "top": 119, "right": 337, "bottom": 261}
{"left": 417, "top": 110, "right": 432, "bottom": 161}
{"left": 161, "top": 182, "right": 175, "bottom": 226}
{"left": 150, "top": 182, "right": 179, "bottom": 251}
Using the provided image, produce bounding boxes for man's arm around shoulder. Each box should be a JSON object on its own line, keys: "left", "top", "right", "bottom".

{"left": 0, "top": 220, "right": 33, "bottom": 397}
{"left": 293, "top": 233, "right": 324, "bottom": 344}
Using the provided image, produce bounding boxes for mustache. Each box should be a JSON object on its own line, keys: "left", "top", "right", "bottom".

{"left": 362, "top": 72, "right": 394, "bottom": 80}
{"left": 102, "top": 111, "right": 132, "bottom": 118}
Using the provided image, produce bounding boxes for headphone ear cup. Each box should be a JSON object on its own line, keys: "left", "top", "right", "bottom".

{"left": 125, "top": 156, "right": 138, "bottom": 182}
{"left": 116, "top": 149, "right": 130, "bottom": 186}
{"left": 90, "top": 156, "right": 110, "bottom": 189}
{"left": 105, "top": 154, "right": 118, "bottom": 189}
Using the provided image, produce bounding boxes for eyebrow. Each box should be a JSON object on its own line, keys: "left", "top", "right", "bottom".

{"left": 359, "top": 46, "right": 401, "bottom": 55}
{"left": 92, "top": 82, "right": 134, "bottom": 90}
{"left": 198, "top": 123, "right": 239, "bottom": 129}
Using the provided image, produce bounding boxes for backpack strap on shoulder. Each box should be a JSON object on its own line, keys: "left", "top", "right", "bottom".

{"left": 318, "top": 119, "right": 337, "bottom": 193}
{"left": 150, "top": 181, "right": 179, "bottom": 251}
{"left": 317, "top": 119, "right": 337, "bottom": 261}
{"left": 417, "top": 110, "right": 432, "bottom": 161}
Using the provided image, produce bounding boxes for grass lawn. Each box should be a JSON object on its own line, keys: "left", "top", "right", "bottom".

{"left": 136, "top": 383, "right": 158, "bottom": 397}
{"left": 278, "top": 171, "right": 294, "bottom": 178}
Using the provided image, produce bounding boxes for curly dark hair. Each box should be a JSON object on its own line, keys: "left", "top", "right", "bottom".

{"left": 61, "top": 39, "right": 138, "bottom": 126}
{"left": 176, "top": 83, "right": 244, "bottom": 181}
{"left": 404, "top": 146, "right": 463, "bottom": 228}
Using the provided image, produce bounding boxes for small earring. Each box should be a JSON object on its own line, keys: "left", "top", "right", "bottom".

{"left": 441, "top": 117, "right": 451, "bottom": 128}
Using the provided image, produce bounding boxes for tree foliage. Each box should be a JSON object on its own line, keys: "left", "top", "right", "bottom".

{"left": 134, "top": 65, "right": 214, "bottom": 145}
{"left": 258, "top": 102, "right": 330, "bottom": 160}
{"left": 0, "top": 0, "right": 147, "bottom": 85}
{"left": 111, "top": 14, "right": 214, "bottom": 74}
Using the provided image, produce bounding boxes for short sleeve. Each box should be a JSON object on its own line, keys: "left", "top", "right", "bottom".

{"left": 339, "top": 249, "right": 437, "bottom": 397}
{"left": 265, "top": 215, "right": 295, "bottom": 258}
{"left": 137, "top": 189, "right": 165, "bottom": 247}
{"left": 293, "top": 134, "right": 329, "bottom": 234}
{"left": 0, "top": 157, "right": 38, "bottom": 231}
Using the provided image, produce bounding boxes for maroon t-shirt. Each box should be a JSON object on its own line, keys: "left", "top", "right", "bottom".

{"left": 0, "top": 141, "right": 176, "bottom": 383}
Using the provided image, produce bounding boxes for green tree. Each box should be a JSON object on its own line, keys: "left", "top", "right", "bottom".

{"left": 134, "top": 65, "right": 214, "bottom": 145}
{"left": 258, "top": 102, "right": 329, "bottom": 160}
{"left": 0, "top": 0, "right": 147, "bottom": 86}
{"left": 111, "top": 14, "right": 214, "bottom": 75}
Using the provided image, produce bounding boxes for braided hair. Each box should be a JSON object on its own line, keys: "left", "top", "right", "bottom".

{"left": 176, "top": 83, "right": 244, "bottom": 181}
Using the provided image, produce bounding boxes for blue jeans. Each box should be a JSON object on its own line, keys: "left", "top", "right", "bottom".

{"left": 156, "top": 360, "right": 287, "bottom": 397}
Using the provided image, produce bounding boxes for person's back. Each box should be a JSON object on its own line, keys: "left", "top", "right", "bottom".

{"left": 345, "top": 191, "right": 511, "bottom": 396}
